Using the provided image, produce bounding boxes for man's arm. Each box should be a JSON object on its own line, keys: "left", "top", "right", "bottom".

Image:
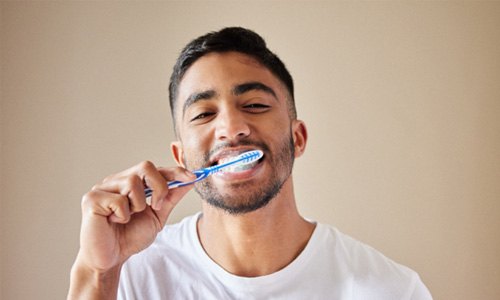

{"left": 68, "top": 260, "right": 121, "bottom": 300}
{"left": 67, "top": 161, "right": 194, "bottom": 299}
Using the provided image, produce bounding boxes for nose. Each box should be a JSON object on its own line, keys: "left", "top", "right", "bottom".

{"left": 215, "top": 108, "right": 251, "bottom": 142}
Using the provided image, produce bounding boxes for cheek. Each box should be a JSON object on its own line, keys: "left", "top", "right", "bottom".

{"left": 262, "top": 120, "right": 291, "bottom": 142}
{"left": 179, "top": 136, "right": 210, "bottom": 169}
{"left": 180, "top": 125, "right": 207, "bottom": 149}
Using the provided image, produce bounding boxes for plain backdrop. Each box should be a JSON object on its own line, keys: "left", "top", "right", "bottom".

{"left": 1, "top": 2, "right": 499, "bottom": 299}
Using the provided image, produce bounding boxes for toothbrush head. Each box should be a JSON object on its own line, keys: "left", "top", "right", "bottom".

{"left": 210, "top": 150, "right": 264, "bottom": 173}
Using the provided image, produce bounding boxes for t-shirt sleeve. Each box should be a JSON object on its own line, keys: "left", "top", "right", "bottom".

{"left": 409, "top": 274, "right": 433, "bottom": 300}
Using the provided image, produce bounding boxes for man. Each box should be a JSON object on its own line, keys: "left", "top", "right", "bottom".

{"left": 68, "top": 27, "right": 432, "bottom": 299}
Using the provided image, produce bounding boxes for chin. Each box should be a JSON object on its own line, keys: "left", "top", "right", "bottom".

{"left": 197, "top": 177, "right": 284, "bottom": 215}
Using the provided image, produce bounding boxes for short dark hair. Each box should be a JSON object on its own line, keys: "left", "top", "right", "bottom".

{"left": 168, "top": 27, "right": 296, "bottom": 127}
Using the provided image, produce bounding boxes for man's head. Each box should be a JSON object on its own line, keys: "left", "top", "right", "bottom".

{"left": 169, "top": 27, "right": 296, "bottom": 131}
{"left": 168, "top": 28, "right": 307, "bottom": 215}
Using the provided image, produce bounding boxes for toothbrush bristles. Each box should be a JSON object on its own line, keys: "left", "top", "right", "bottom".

{"left": 213, "top": 150, "right": 263, "bottom": 173}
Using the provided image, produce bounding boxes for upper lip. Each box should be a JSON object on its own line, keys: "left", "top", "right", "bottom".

{"left": 209, "top": 147, "right": 262, "bottom": 166}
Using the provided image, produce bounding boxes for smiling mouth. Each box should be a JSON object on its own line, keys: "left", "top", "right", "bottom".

{"left": 210, "top": 151, "right": 264, "bottom": 174}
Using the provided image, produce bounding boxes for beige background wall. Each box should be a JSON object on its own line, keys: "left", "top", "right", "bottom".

{"left": 1, "top": 2, "right": 499, "bottom": 299}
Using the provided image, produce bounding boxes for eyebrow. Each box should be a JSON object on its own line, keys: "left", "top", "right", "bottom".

{"left": 232, "top": 82, "right": 277, "bottom": 99}
{"left": 182, "top": 89, "right": 217, "bottom": 118}
{"left": 182, "top": 81, "right": 278, "bottom": 118}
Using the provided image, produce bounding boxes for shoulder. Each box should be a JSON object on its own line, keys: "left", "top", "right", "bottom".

{"left": 318, "top": 224, "right": 414, "bottom": 275}
{"left": 314, "top": 223, "right": 432, "bottom": 299}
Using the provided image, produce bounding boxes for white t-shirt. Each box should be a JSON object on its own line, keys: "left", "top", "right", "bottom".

{"left": 118, "top": 213, "right": 432, "bottom": 299}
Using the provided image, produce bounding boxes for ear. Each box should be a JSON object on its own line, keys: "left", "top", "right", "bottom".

{"left": 291, "top": 119, "right": 307, "bottom": 158}
{"left": 170, "top": 141, "right": 186, "bottom": 168}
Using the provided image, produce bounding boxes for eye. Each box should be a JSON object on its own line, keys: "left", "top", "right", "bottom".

{"left": 243, "top": 103, "right": 271, "bottom": 113}
{"left": 190, "top": 112, "right": 215, "bottom": 122}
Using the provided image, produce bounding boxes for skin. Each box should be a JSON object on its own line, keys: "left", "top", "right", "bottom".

{"left": 67, "top": 51, "right": 314, "bottom": 299}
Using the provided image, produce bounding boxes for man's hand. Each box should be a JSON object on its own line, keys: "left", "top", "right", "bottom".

{"left": 68, "top": 161, "right": 195, "bottom": 299}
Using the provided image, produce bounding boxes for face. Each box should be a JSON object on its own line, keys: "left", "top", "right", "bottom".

{"left": 171, "top": 52, "right": 307, "bottom": 214}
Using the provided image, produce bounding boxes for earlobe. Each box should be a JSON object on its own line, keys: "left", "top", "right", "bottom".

{"left": 171, "top": 141, "right": 186, "bottom": 168}
{"left": 292, "top": 120, "right": 308, "bottom": 158}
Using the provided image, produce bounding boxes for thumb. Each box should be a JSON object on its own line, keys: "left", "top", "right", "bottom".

{"left": 154, "top": 184, "right": 194, "bottom": 226}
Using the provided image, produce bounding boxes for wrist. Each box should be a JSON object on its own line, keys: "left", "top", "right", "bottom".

{"left": 68, "top": 257, "right": 122, "bottom": 300}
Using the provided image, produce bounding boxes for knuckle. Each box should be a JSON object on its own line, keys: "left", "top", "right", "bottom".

{"left": 172, "top": 166, "right": 186, "bottom": 174}
{"left": 102, "top": 174, "right": 114, "bottom": 183}
{"left": 159, "top": 185, "right": 170, "bottom": 197}
{"left": 126, "top": 174, "right": 142, "bottom": 187}
{"left": 154, "top": 191, "right": 168, "bottom": 203}
{"left": 138, "top": 160, "right": 155, "bottom": 171}
{"left": 81, "top": 190, "right": 97, "bottom": 205}
{"left": 121, "top": 213, "right": 131, "bottom": 223}
{"left": 131, "top": 202, "right": 147, "bottom": 213}
{"left": 111, "top": 213, "right": 130, "bottom": 224}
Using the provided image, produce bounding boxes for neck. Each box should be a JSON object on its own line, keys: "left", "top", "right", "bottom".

{"left": 197, "top": 178, "right": 315, "bottom": 277}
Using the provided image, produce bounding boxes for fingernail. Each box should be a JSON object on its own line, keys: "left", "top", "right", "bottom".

{"left": 154, "top": 198, "right": 164, "bottom": 210}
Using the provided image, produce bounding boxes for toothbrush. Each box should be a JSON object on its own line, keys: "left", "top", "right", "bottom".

{"left": 144, "top": 150, "right": 263, "bottom": 198}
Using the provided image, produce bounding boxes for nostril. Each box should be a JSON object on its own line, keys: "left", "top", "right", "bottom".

{"left": 214, "top": 111, "right": 251, "bottom": 140}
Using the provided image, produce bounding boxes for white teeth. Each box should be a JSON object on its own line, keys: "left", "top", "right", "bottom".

{"left": 216, "top": 155, "right": 259, "bottom": 173}
{"left": 222, "top": 160, "right": 258, "bottom": 173}
{"left": 218, "top": 156, "right": 236, "bottom": 165}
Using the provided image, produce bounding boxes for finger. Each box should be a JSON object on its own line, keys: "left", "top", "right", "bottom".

{"left": 93, "top": 161, "right": 195, "bottom": 213}
{"left": 95, "top": 161, "right": 166, "bottom": 211}
{"left": 147, "top": 166, "right": 195, "bottom": 211}
{"left": 112, "top": 161, "right": 173, "bottom": 211}
{"left": 82, "top": 190, "right": 131, "bottom": 224}
{"left": 93, "top": 174, "right": 148, "bottom": 214}
{"left": 107, "top": 195, "right": 131, "bottom": 224}
{"left": 79, "top": 190, "right": 133, "bottom": 270}
{"left": 134, "top": 161, "right": 170, "bottom": 211}
{"left": 158, "top": 166, "right": 196, "bottom": 184}
{"left": 125, "top": 175, "right": 148, "bottom": 213}
{"left": 150, "top": 167, "right": 196, "bottom": 222}
{"left": 153, "top": 184, "right": 194, "bottom": 227}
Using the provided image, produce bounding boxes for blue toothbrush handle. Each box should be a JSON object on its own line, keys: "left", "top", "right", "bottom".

{"left": 144, "top": 169, "right": 208, "bottom": 198}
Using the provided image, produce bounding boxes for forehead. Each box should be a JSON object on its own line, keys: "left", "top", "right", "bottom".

{"left": 174, "top": 52, "right": 287, "bottom": 116}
